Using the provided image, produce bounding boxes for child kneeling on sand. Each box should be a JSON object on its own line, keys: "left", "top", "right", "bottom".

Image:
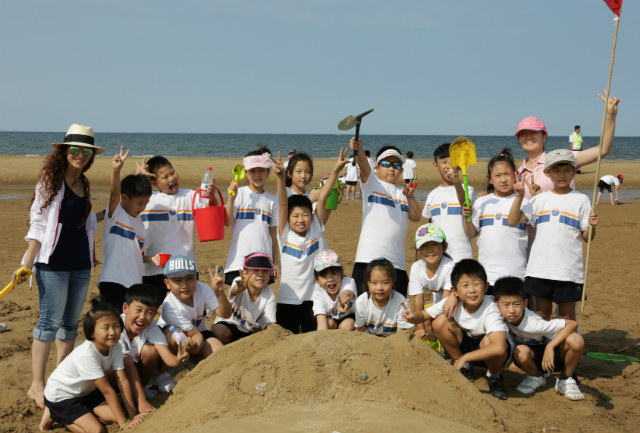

{"left": 157, "top": 256, "right": 232, "bottom": 363}
{"left": 40, "top": 297, "right": 142, "bottom": 432}
{"left": 119, "top": 284, "right": 189, "bottom": 400}
{"left": 312, "top": 249, "right": 357, "bottom": 331}
{"left": 355, "top": 258, "right": 413, "bottom": 336}
{"left": 403, "top": 259, "right": 512, "bottom": 400}
{"left": 211, "top": 253, "right": 277, "bottom": 344}
{"left": 493, "top": 277, "right": 585, "bottom": 400}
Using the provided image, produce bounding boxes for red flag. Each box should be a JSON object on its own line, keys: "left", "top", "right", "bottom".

{"left": 603, "top": 0, "right": 622, "bottom": 16}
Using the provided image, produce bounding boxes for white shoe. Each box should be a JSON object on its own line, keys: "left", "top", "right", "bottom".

{"left": 555, "top": 377, "right": 585, "bottom": 401}
{"left": 156, "top": 371, "right": 176, "bottom": 393}
{"left": 516, "top": 374, "right": 546, "bottom": 394}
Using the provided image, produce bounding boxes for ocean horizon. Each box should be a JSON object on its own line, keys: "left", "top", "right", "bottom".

{"left": 1, "top": 131, "right": 639, "bottom": 161}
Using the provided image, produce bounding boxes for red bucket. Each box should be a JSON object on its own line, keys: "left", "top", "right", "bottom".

{"left": 192, "top": 187, "right": 226, "bottom": 242}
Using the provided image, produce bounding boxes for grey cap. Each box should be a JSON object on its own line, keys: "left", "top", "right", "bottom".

{"left": 545, "top": 149, "right": 577, "bottom": 170}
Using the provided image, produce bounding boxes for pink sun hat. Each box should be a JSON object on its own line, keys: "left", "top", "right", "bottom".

{"left": 515, "top": 116, "right": 548, "bottom": 136}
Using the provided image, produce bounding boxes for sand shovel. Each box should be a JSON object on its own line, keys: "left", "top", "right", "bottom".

{"left": 338, "top": 109, "right": 374, "bottom": 158}
{"left": 449, "top": 137, "right": 477, "bottom": 222}
{"left": 228, "top": 164, "right": 246, "bottom": 196}
{"left": 0, "top": 267, "right": 34, "bottom": 300}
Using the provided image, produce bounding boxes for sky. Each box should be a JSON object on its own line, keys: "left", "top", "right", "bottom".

{"left": 1, "top": 1, "right": 637, "bottom": 136}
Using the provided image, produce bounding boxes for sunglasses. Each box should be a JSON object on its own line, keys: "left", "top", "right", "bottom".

{"left": 378, "top": 160, "right": 403, "bottom": 170}
{"left": 68, "top": 146, "right": 94, "bottom": 158}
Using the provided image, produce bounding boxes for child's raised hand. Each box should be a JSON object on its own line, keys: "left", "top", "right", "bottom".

{"left": 402, "top": 182, "right": 416, "bottom": 198}
{"left": 227, "top": 178, "right": 238, "bottom": 197}
{"left": 208, "top": 265, "right": 226, "bottom": 296}
{"left": 272, "top": 151, "right": 285, "bottom": 179}
{"left": 588, "top": 212, "right": 598, "bottom": 227}
{"left": 525, "top": 173, "right": 541, "bottom": 197}
{"left": 445, "top": 166, "right": 462, "bottom": 185}
{"left": 135, "top": 157, "right": 155, "bottom": 180}
{"left": 349, "top": 137, "right": 362, "bottom": 151}
{"left": 338, "top": 293, "right": 353, "bottom": 314}
{"left": 112, "top": 145, "right": 130, "bottom": 171}
{"left": 513, "top": 173, "right": 527, "bottom": 198}
{"left": 401, "top": 301, "right": 419, "bottom": 324}
{"left": 333, "top": 147, "right": 350, "bottom": 173}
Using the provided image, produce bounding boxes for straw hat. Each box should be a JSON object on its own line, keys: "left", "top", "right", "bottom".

{"left": 52, "top": 123, "right": 105, "bottom": 154}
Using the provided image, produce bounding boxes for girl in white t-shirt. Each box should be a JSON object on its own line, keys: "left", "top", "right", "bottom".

{"left": 285, "top": 152, "right": 320, "bottom": 201}
{"left": 40, "top": 297, "right": 142, "bottom": 432}
{"left": 212, "top": 253, "right": 277, "bottom": 344}
{"left": 408, "top": 223, "right": 454, "bottom": 339}
{"left": 462, "top": 148, "right": 533, "bottom": 288}
{"left": 312, "top": 249, "right": 357, "bottom": 331}
{"left": 225, "top": 146, "right": 279, "bottom": 285}
{"left": 355, "top": 259, "right": 413, "bottom": 337}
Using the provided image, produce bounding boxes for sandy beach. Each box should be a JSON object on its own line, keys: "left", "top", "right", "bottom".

{"left": 0, "top": 155, "right": 639, "bottom": 432}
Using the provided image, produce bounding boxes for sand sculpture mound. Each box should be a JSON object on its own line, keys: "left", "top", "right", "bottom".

{"left": 137, "top": 326, "right": 505, "bottom": 433}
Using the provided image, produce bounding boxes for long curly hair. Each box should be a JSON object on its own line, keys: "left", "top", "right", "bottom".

{"left": 33, "top": 146, "right": 95, "bottom": 228}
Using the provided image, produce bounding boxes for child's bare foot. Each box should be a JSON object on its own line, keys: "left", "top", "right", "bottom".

{"left": 39, "top": 407, "right": 53, "bottom": 432}
{"left": 28, "top": 385, "right": 45, "bottom": 409}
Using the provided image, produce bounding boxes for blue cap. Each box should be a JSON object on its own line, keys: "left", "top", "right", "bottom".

{"left": 164, "top": 255, "right": 197, "bottom": 278}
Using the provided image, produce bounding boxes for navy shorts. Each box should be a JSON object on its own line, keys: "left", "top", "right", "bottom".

{"left": 525, "top": 277, "right": 584, "bottom": 303}
{"left": 461, "top": 332, "right": 514, "bottom": 368}
{"left": 213, "top": 321, "right": 250, "bottom": 343}
{"left": 530, "top": 343, "right": 564, "bottom": 373}
{"left": 276, "top": 301, "right": 316, "bottom": 334}
{"left": 44, "top": 389, "right": 105, "bottom": 426}
{"left": 200, "top": 329, "right": 215, "bottom": 341}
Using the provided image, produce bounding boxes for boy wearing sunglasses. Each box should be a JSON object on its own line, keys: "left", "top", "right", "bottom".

{"left": 421, "top": 143, "right": 474, "bottom": 263}
{"left": 348, "top": 138, "right": 422, "bottom": 297}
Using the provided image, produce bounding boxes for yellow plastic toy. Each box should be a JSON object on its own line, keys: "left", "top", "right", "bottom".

{"left": 1, "top": 267, "right": 34, "bottom": 300}
{"left": 228, "top": 164, "right": 246, "bottom": 196}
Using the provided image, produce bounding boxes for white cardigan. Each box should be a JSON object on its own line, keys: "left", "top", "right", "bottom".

{"left": 23, "top": 180, "right": 97, "bottom": 267}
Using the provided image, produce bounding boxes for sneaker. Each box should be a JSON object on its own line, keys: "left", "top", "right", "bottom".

{"left": 555, "top": 377, "right": 585, "bottom": 401}
{"left": 486, "top": 374, "right": 509, "bottom": 400}
{"left": 460, "top": 363, "right": 474, "bottom": 379}
{"left": 156, "top": 371, "right": 177, "bottom": 393}
{"left": 516, "top": 374, "right": 546, "bottom": 394}
{"left": 142, "top": 387, "right": 158, "bottom": 399}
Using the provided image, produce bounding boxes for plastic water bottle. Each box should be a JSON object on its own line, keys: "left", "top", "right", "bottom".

{"left": 199, "top": 167, "right": 213, "bottom": 205}
{"left": 168, "top": 326, "right": 187, "bottom": 344}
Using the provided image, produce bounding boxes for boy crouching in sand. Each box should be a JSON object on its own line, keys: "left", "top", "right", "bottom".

{"left": 403, "top": 259, "right": 512, "bottom": 400}
{"left": 157, "top": 256, "right": 232, "bottom": 364}
{"left": 120, "top": 284, "right": 189, "bottom": 402}
{"left": 493, "top": 277, "right": 585, "bottom": 400}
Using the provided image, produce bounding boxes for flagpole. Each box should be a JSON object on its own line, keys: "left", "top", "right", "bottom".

{"left": 581, "top": 15, "right": 620, "bottom": 314}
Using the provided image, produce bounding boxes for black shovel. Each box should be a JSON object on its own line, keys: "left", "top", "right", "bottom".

{"left": 338, "top": 109, "right": 374, "bottom": 159}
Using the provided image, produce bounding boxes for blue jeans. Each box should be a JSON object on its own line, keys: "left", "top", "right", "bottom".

{"left": 33, "top": 268, "right": 91, "bottom": 341}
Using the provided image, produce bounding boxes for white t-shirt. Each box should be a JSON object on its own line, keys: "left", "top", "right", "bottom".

{"left": 157, "top": 281, "right": 220, "bottom": 332}
{"left": 354, "top": 291, "right": 413, "bottom": 336}
{"left": 427, "top": 295, "right": 508, "bottom": 338}
{"left": 98, "top": 202, "right": 145, "bottom": 288}
{"left": 599, "top": 175, "right": 620, "bottom": 187}
{"left": 141, "top": 188, "right": 202, "bottom": 276}
{"left": 44, "top": 340, "right": 124, "bottom": 403}
{"left": 521, "top": 190, "right": 591, "bottom": 283}
{"left": 422, "top": 185, "right": 474, "bottom": 263}
{"left": 355, "top": 175, "right": 410, "bottom": 270}
{"left": 402, "top": 159, "right": 417, "bottom": 180}
{"left": 118, "top": 314, "right": 167, "bottom": 363}
{"left": 345, "top": 159, "right": 359, "bottom": 182}
{"left": 214, "top": 278, "right": 276, "bottom": 333}
{"left": 225, "top": 186, "right": 278, "bottom": 273}
{"left": 312, "top": 276, "right": 357, "bottom": 320}
{"left": 277, "top": 215, "right": 327, "bottom": 305}
{"left": 506, "top": 309, "right": 566, "bottom": 346}
{"left": 472, "top": 193, "right": 528, "bottom": 284}
{"left": 407, "top": 256, "right": 454, "bottom": 304}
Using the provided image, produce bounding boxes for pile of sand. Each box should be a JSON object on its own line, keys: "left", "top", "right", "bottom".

{"left": 137, "top": 326, "right": 504, "bottom": 433}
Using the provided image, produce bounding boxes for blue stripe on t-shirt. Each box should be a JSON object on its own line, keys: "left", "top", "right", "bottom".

{"left": 368, "top": 194, "right": 396, "bottom": 208}
{"left": 140, "top": 213, "right": 169, "bottom": 222}
{"left": 559, "top": 215, "right": 580, "bottom": 229}
{"left": 110, "top": 225, "right": 136, "bottom": 240}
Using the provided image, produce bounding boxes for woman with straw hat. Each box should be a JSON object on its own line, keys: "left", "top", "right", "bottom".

{"left": 12, "top": 124, "right": 104, "bottom": 409}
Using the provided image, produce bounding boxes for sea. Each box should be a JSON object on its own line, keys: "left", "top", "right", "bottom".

{"left": 0, "top": 131, "right": 639, "bottom": 160}
{"left": 2, "top": 131, "right": 638, "bottom": 201}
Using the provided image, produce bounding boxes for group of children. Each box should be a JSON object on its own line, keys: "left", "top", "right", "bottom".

{"left": 40, "top": 136, "right": 596, "bottom": 431}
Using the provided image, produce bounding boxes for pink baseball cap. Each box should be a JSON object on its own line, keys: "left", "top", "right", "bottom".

{"left": 515, "top": 116, "right": 547, "bottom": 136}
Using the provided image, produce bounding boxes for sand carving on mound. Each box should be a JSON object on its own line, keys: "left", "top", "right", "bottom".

{"left": 138, "top": 326, "right": 505, "bottom": 433}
